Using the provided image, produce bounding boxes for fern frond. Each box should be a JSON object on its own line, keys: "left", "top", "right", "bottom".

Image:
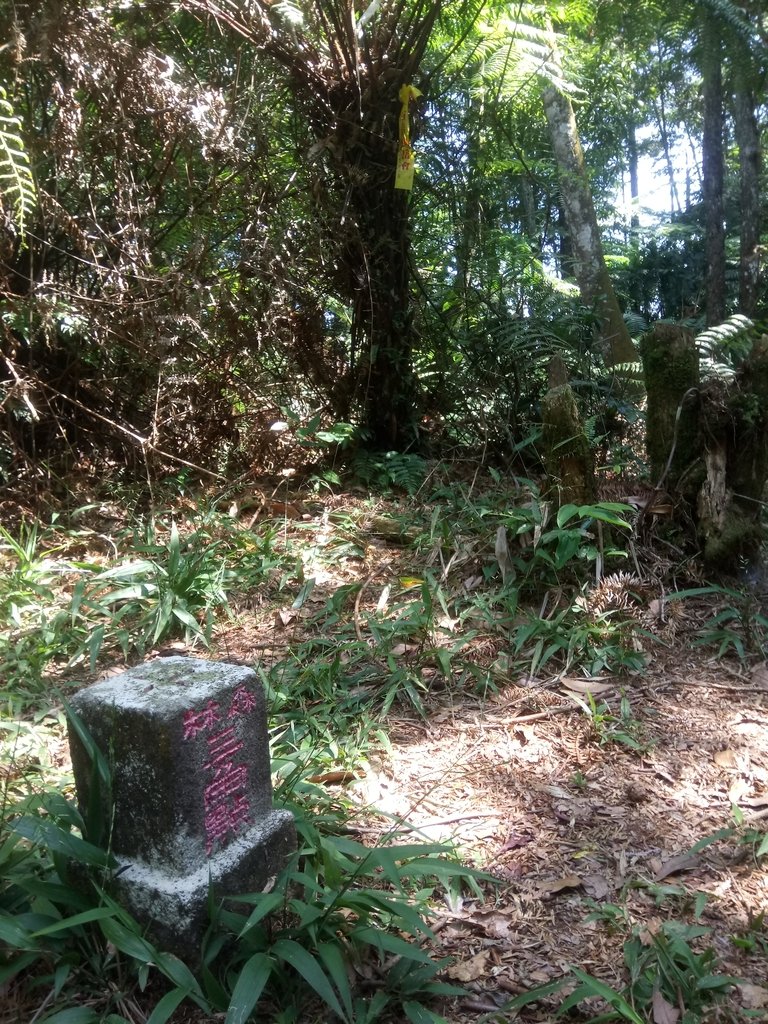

{"left": 697, "top": 0, "right": 760, "bottom": 45}
{"left": 624, "top": 311, "right": 648, "bottom": 338}
{"left": 696, "top": 314, "right": 755, "bottom": 379}
{"left": 0, "top": 87, "right": 36, "bottom": 241}
{"left": 272, "top": 0, "right": 304, "bottom": 28}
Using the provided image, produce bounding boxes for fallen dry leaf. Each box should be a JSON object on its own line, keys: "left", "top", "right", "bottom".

{"left": 307, "top": 770, "right": 362, "bottom": 785}
{"left": 638, "top": 918, "right": 664, "bottom": 945}
{"left": 652, "top": 989, "right": 680, "bottom": 1024}
{"left": 542, "top": 784, "right": 572, "bottom": 799}
{"left": 536, "top": 873, "right": 582, "bottom": 896}
{"left": 728, "top": 778, "right": 751, "bottom": 803}
{"left": 714, "top": 748, "right": 738, "bottom": 768}
{"left": 437, "top": 613, "right": 459, "bottom": 631}
{"left": 389, "top": 643, "right": 420, "bottom": 657}
{"left": 560, "top": 677, "right": 614, "bottom": 695}
{"left": 736, "top": 982, "right": 768, "bottom": 1009}
{"left": 275, "top": 608, "right": 297, "bottom": 627}
{"left": 495, "top": 526, "right": 512, "bottom": 583}
{"left": 446, "top": 950, "right": 491, "bottom": 982}
{"left": 740, "top": 792, "right": 768, "bottom": 808}
{"left": 471, "top": 909, "right": 518, "bottom": 940}
{"left": 582, "top": 873, "right": 613, "bottom": 899}
{"left": 652, "top": 853, "right": 700, "bottom": 881}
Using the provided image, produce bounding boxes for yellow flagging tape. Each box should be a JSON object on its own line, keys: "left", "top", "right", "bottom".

{"left": 395, "top": 83, "right": 422, "bottom": 191}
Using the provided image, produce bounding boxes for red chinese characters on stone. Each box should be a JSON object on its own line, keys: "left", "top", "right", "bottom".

{"left": 204, "top": 725, "right": 243, "bottom": 768}
{"left": 183, "top": 687, "right": 258, "bottom": 856}
{"left": 182, "top": 699, "right": 220, "bottom": 740}
{"left": 228, "top": 685, "right": 258, "bottom": 719}
{"left": 203, "top": 793, "right": 250, "bottom": 852}
{"left": 201, "top": 725, "right": 251, "bottom": 855}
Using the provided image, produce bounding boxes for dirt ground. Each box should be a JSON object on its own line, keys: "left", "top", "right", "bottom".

{"left": 7, "top": 487, "right": 768, "bottom": 1022}
{"left": 207, "top": 639, "right": 768, "bottom": 1020}
{"left": 195, "top": 494, "right": 768, "bottom": 1022}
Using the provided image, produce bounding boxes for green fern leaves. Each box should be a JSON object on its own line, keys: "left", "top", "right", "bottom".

{"left": 696, "top": 314, "right": 755, "bottom": 378}
{"left": 0, "top": 86, "right": 36, "bottom": 241}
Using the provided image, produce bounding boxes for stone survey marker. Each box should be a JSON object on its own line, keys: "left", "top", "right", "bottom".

{"left": 68, "top": 657, "right": 295, "bottom": 955}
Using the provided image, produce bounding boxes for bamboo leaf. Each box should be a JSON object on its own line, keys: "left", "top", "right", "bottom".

{"left": 225, "top": 952, "right": 273, "bottom": 1024}
{"left": 13, "top": 817, "right": 115, "bottom": 870}
{"left": 271, "top": 938, "right": 345, "bottom": 1019}
{"left": 146, "top": 988, "right": 190, "bottom": 1024}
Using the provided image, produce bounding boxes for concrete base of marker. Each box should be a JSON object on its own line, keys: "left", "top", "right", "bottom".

{"left": 110, "top": 810, "right": 296, "bottom": 957}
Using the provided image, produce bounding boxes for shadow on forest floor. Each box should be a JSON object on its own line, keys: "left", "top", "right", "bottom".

{"left": 2, "top": 483, "right": 768, "bottom": 1022}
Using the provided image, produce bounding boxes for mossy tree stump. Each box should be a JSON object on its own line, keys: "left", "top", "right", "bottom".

{"left": 640, "top": 323, "right": 700, "bottom": 500}
{"left": 541, "top": 356, "right": 596, "bottom": 506}
{"left": 641, "top": 324, "right": 768, "bottom": 567}
{"left": 697, "top": 335, "right": 768, "bottom": 566}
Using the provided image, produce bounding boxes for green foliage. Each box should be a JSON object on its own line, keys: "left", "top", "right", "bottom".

{"left": 87, "top": 520, "right": 232, "bottom": 653}
{"left": 696, "top": 314, "right": 757, "bottom": 379}
{"left": 0, "top": 522, "right": 64, "bottom": 628}
{"left": 0, "top": 85, "right": 36, "bottom": 240}
{"left": 670, "top": 584, "right": 768, "bottom": 661}
{"left": 507, "top": 882, "right": 739, "bottom": 1024}
{"left": 732, "top": 911, "right": 768, "bottom": 956}
{"left": 0, "top": 506, "right": 298, "bottom": 706}
{"left": 1, "top": 708, "right": 479, "bottom": 1023}
{"left": 570, "top": 691, "right": 652, "bottom": 752}
{"left": 75, "top": 509, "right": 292, "bottom": 662}
{"left": 351, "top": 452, "right": 428, "bottom": 496}
{"left": 557, "top": 922, "right": 738, "bottom": 1024}
{"left": 205, "top": 810, "right": 473, "bottom": 1023}
{"left": 0, "top": 521, "right": 87, "bottom": 704}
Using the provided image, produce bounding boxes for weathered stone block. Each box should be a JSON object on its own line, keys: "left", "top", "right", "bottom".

{"left": 68, "top": 656, "right": 295, "bottom": 957}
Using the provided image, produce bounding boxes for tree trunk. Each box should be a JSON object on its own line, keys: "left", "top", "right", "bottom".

{"left": 627, "top": 122, "right": 640, "bottom": 232}
{"left": 541, "top": 355, "right": 595, "bottom": 507}
{"left": 697, "top": 336, "right": 768, "bottom": 566}
{"left": 350, "top": 179, "right": 419, "bottom": 450}
{"left": 701, "top": 16, "right": 726, "bottom": 326}
{"left": 640, "top": 323, "right": 700, "bottom": 496}
{"left": 186, "top": 0, "right": 443, "bottom": 452}
{"left": 641, "top": 323, "right": 768, "bottom": 569}
{"left": 651, "top": 53, "right": 682, "bottom": 217}
{"left": 556, "top": 203, "right": 572, "bottom": 279}
{"left": 732, "top": 70, "right": 761, "bottom": 317}
{"left": 542, "top": 82, "right": 637, "bottom": 369}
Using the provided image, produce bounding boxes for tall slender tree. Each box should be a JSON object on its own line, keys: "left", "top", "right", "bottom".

{"left": 541, "top": 26, "right": 638, "bottom": 370}
{"left": 700, "top": 13, "right": 726, "bottom": 326}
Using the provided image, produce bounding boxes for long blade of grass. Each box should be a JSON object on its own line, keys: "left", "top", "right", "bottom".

{"left": 145, "top": 986, "right": 190, "bottom": 1024}
{"left": 351, "top": 926, "right": 435, "bottom": 964}
{"left": 316, "top": 940, "right": 354, "bottom": 1022}
{"left": 403, "top": 1001, "right": 450, "bottom": 1023}
{"left": 225, "top": 951, "right": 273, "bottom": 1024}
{"left": 37, "top": 1009, "right": 100, "bottom": 1023}
{"left": 99, "top": 916, "right": 157, "bottom": 962}
{"left": 563, "top": 969, "right": 644, "bottom": 1024}
{"left": 0, "top": 913, "right": 37, "bottom": 947}
{"left": 13, "top": 816, "right": 115, "bottom": 869}
{"left": 271, "top": 938, "right": 346, "bottom": 1020}
{"left": 237, "top": 890, "right": 285, "bottom": 937}
{"left": 153, "top": 951, "right": 208, "bottom": 1006}
{"left": 32, "top": 906, "right": 116, "bottom": 936}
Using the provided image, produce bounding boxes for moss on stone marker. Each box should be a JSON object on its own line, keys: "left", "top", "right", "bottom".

{"left": 68, "top": 657, "right": 295, "bottom": 958}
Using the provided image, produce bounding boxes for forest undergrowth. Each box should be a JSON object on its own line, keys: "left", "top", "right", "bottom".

{"left": 2, "top": 464, "right": 768, "bottom": 1024}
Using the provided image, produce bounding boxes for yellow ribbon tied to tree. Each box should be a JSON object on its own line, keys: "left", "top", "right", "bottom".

{"left": 395, "top": 84, "right": 422, "bottom": 191}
